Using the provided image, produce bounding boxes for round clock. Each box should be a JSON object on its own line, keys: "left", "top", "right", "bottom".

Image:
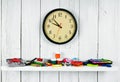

{"left": 43, "top": 8, "right": 77, "bottom": 44}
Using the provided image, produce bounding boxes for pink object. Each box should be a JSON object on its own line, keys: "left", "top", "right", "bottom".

{"left": 63, "top": 58, "right": 71, "bottom": 63}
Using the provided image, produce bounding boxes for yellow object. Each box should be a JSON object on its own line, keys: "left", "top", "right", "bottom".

{"left": 87, "top": 64, "right": 98, "bottom": 67}
{"left": 52, "top": 64, "right": 62, "bottom": 67}
{"left": 31, "top": 64, "right": 41, "bottom": 67}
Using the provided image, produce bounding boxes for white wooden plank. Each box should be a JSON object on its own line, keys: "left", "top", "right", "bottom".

{"left": 79, "top": 0, "right": 98, "bottom": 60}
{"left": 59, "top": 0, "right": 79, "bottom": 82}
{"left": 2, "top": 0, "right": 21, "bottom": 82}
{"left": 117, "top": 0, "right": 120, "bottom": 81}
{"left": 0, "top": 0, "right": 1, "bottom": 81}
{"left": 98, "top": 0, "right": 119, "bottom": 82}
{"left": 22, "top": 0, "right": 40, "bottom": 82}
{"left": 41, "top": 0, "right": 59, "bottom": 82}
{"left": 79, "top": 0, "right": 98, "bottom": 82}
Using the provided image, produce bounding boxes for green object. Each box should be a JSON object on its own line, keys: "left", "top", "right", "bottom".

{"left": 51, "top": 59, "right": 57, "bottom": 64}
{"left": 101, "top": 58, "right": 112, "bottom": 64}
{"left": 31, "top": 64, "right": 41, "bottom": 67}
{"left": 87, "top": 64, "right": 98, "bottom": 67}
{"left": 32, "top": 61, "right": 43, "bottom": 66}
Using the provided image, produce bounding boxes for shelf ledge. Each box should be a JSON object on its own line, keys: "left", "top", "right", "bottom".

{"left": 1, "top": 66, "right": 119, "bottom": 71}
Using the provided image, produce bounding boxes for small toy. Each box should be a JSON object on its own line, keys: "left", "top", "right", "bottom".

{"left": 46, "top": 63, "right": 52, "bottom": 66}
{"left": 89, "top": 58, "right": 112, "bottom": 64}
{"left": 32, "top": 61, "right": 43, "bottom": 66}
{"left": 25, "top": 58, "right": 37, "bottom": 65}
{"left": 55, "top": 53, "right": 60, "bottom": 59}
{"left": 31, "top": 64, "right": 41, "bottom": 67}
{"left": 83, "top": 60, "right": 90, "bottom": 65}
{"left": 101, "top": 64, "right": 112, "bottom": 67}
{"left": 62, "top": 62, "right": 71, "bottom": 66}
{"left": 62, "top": 58, "right": 71, "bottom": 63}
{"left": 87, "top": 64, "right": 98, "bottom": 67}
{"left": 52, "top": 64, "right": 62, "bottom": 67}
{"left": 51, "top": 59, "right": 57, "bottom": 64}
{"left": 56, "top": 59, "right": 62, "bottom": 64}
{"left": 37, "top": 58, "right": 43, "bottom": 62}
{"left": 71, "top": 61, "right": 83, "bottom": 66}
{"left": 62, "top": 58, "right": 72, "bottom": 66}
{"left": 30, "top": 58, "right": 50, "bottom": 67}
{"left": 6, "top": 58, "right": 25, "bottom": 67}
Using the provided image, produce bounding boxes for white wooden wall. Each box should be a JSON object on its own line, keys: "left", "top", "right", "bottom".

{"left": 0, "top": 0, "right": 120, "bottom": 82}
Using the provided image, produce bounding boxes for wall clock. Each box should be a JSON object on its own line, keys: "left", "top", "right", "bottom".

{"left": 43, "top": 8, "right": 77, "bottom": 44}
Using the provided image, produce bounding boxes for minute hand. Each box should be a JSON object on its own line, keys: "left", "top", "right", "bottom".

{"left": 53, "top": 18, "right": 62, "bottom": 28}
{"left": 52, "top": 22, "right": 59, "bottom": 27}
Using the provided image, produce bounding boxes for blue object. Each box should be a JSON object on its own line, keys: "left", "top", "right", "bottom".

{"left": 102, "top": 64, "right": 112, "bottom": 67}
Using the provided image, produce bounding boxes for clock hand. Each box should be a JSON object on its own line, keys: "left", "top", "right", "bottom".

{"left": 51, "top": 22, "right": 59, "bottom": 27}
{"left": 52, "top": 18, "right": 62, "bottom": 28}
{"left": 53, "top": 18, "right": 59, "bottom": 25}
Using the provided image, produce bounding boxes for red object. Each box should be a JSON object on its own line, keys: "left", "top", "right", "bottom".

{"left": 71, "top": 61, "right": 83, "bottom": 66}
{"left": 10, "top": 58, "right": 21, "bottom": 62}
{"left": 57, "top": 60, "right": 62, "bottom": 64}
{"left": 37, "top": 58, "right": 43, "bottom": 62}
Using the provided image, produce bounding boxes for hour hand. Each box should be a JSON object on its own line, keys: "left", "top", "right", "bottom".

{"left": 52, "top": 18, "right": 59, "bottom": 26}
{"left": 51, "top": 22, "right": 59, "bottom": 27}
{"left": 52, "top": 18, "right": 62, "bottom": 28}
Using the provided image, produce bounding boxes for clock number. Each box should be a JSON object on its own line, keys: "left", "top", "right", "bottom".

{"left": 65, "top": 34, "right": 68, "bottom": 39}
{"left": 58, "top": 12, "right": 62, "bottom": 17}
{"left": 47, "top": 24, "right": 50, "bottom": 28}
{"left": 69, "top": 30, "right": 72, "bottom": 34}
{"left": 65, "top": 15, "right": 67, "bottom": 19}
{"left": 69, "top": 19, "right": 72, "bottom": 23}
{"left": 58, "top": 36, "right": 61, "bottom": 40}
{"left": 49, "top": 30, "right": 52, "bottom": 34}
{"left": 53, "top": 34, "right": 55, "bottom": 38}
{"left": 53, "top": 15, "right": 56, "bottom": 19}
{"left": 71, "top": 24, "right": 73, "bottom": 28}
{"left": 49, "top": 19, "right": 52, "bottom": 23}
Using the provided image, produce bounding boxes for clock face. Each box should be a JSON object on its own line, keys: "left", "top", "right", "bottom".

{"left": 43, "top": 8, "right": 77, "bottom": 44}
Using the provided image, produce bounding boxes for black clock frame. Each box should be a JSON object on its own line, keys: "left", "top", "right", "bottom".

{"left": 43, "top": 8, "right": 77, "bottom": 44}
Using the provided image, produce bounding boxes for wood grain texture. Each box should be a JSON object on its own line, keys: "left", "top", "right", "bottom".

{"left": 1, "top": 0, "right": 21, "bottom": 82}
{"left": 117, "top": 0, "right": 120, "bottom": 80}
{"left": 59, "top": 0, "right": 79, "bottom": 82}
{"left": 21, "top": 0, "right": 40, "bottom": 82}
{"left": 98, "top": 0, "right": 119, "bottom": 82}
{"left": 0, "top": 0, "right": 1, "bottom": 81}
{"left": 1, "top": 0, "right": 120, "bottom": 82}
{"left": 79, "top": 0, "right": 98, "bottom": 82}
{"left": 41, "top": 0, "right": 59, "bottom": 82}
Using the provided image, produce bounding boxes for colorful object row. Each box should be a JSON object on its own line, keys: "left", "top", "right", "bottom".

{"left": 6, "top": 57, "right": 112, "bottom": 67}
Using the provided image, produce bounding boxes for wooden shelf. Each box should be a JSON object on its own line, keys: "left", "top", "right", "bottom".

{"left": 1, "top": 66, "right": 119, "bottom": 71}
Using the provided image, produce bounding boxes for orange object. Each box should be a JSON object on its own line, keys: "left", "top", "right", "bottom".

{"left": 55, "top": 53, "right": 60, "bottom": 59}
{"left": 46, "top": 63, "right": 52, "bottom": 66}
